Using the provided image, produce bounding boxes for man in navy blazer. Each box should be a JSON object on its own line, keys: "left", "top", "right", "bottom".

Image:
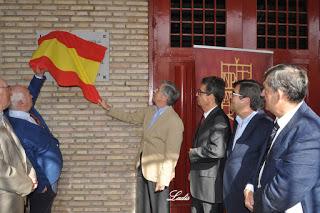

{"left": 7, "top": 70, "right": 63, "bottom": 213}
{"left": 244, "top": 64, "right": 320, "bottom": 213}
{"left": 223, "top": 80, "right": 273, "bottom": 213}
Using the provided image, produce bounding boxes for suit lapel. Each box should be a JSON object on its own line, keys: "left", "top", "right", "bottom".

{"left": 194, "top": 107, "right": 219, "bottom": 147}
{"left": 269, "top": 103, "right": 306, "bottom": 156}
{"left": 228, "top": 113, "right": 264, "bottom": 155}
{"left": 2, "top": 117, "right": 27, "bottom": 170}
{"left": 226, "top": 120, "right": 237, "bottom": 156}
{"left": 234, "top": 113, "right": 262, "bottom": 144}
{"left": 146, "top": 106, "right": 172, "bottom": 131}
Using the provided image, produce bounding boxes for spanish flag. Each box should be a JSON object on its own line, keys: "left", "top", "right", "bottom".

{"left": 29, "top": 31, "right": 107, "bottom": 104}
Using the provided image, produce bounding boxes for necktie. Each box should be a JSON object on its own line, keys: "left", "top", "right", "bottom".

{"left": 199, "top": 115, "right": 205, "bottom": 125}
{"left": 257, "top": 122, "right": 279, "bottom": 183}
{"left": 30, "top": 112, "right": 42, "bottom": 126}
{"left": 263, "top": 122, "right": 280, "bottom": 160}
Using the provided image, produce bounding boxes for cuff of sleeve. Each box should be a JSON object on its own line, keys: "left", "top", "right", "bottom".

{"left": 245, "top": 183, "right": 254, "bottom": 193}
{"left": 35, "top": 74, "right": 44, "bottom": 79}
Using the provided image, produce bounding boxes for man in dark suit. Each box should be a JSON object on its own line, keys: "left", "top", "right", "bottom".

{"left": 223, "top": 80, "right": 273, "bottom": 213}
{"left": 7, "top": 70, "right": 63, "bottom": 213}
{"left": 189, "top": 76, "right": 231, "bottom": 213}
{"left": 0, "top": 77, "right": 37, "bottom": 213}
{"left": 244, "top": 64, "right": 320, "bottom": 213}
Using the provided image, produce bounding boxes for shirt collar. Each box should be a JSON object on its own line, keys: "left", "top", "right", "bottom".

{"left": 155, "top": 106, "right": 169, "bottom": 115}
{"left": 276, "top": 101, "right": 303, "bottom": 129}
{"left": 9, "top": 110, "right": 33, "bottom": 122}
{"left": 203, "top": 106, "right": 217, "bottom": 118}
{"left": 235, "top": 111, "right": 258, "bottom": 127}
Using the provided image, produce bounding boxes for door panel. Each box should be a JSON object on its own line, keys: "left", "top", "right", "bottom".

{"left": 169, "top": 61, "right": 195, "bottom": 213}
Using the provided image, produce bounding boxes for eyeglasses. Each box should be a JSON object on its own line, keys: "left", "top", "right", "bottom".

{"left": 232, "top": 91, "right": 244, "bottom": 97}
{"left": 196, "top": 89, "right": 209, "bottom": 96}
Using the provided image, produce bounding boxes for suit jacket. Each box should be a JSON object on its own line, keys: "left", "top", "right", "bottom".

{"left": 107, "top": 106, "right": 184, "bottom": 186}
{"left": 223, "top": 111, "right": 273, "bottom": 213}
{"left": 0, "top": 114, "right": 34, "bottom": 213}
{"left": 7, "top": 76, "right": 63, "bottom": 192}
{"left": 254, "top": 102, "right": 320, "bottom": 213}
{"left": 189, "top": 107, "right": 231, "bottom": 203}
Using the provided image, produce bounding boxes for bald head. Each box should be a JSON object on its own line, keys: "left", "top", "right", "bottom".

{"left": 0, "top": 78, "right": 10, "bottom": 111}
{"left": 10, "top": 85, "right": 33, "bottom": 112}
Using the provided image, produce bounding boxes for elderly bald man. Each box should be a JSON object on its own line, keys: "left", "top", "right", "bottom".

{"left": 7, "top": 71, "right": 63, "bottom": 213}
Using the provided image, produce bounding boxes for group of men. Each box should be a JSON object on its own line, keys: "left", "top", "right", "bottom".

{"left": 99, "top": 64, "right": 320, "bottom": 213}
{"left": 1, "top": 63, "right": 319, "bottom": 213}
{"left": 0, "top": 69, "right": 63, "bottom": 213}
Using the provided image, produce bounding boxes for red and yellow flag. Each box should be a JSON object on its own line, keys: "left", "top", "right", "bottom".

{"left": 29, "top": 31, "right": 107, "bottom": 104}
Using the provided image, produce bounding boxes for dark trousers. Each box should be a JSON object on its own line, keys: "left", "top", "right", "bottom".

{"left": 28, "top": 187, "right": 56, "bottom": 213}
{"left": 136, "top": 165, "right": 169, "bottom": 213}
{"left": 191, "top": 197, "right": 223, "bottom": 213}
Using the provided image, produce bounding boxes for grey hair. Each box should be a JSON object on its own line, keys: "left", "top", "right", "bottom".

{"left": 10, "top": 91, "right": 24, "bottom": 108}
{"left": 264, "top": 64, "right": 308, "bottom": 103}
{"left": 160, "top": 80, "right": 180, "bottom": 106}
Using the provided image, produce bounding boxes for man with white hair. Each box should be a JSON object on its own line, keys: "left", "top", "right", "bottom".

{"left": 7, "top": 70, "right": 63, "bottom": 213}
{"left": 0, "top": 77, "right": 37, "bottom": 213}
{"left": 244, "top": 64, "right": 320, "bottom": 213}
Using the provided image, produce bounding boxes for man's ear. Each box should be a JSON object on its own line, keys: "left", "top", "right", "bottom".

{"left": 242, "top": 96, "right": 250, "bottom": 104}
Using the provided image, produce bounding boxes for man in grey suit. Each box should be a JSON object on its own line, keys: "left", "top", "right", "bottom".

{"left": 223, "top": 80, "right": 273, "bottom": 213}
{"left": 0, "top": 78, "right": 37, "bottom": 213}
{"left": 189, "top": 76, "right": 231, "bottom": 213}
{"left": 244, "top": 64, "right": 320, "bottom": 213}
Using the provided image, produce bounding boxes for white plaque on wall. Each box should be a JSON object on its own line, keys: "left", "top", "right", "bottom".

{"left": 35, "top": 31, "right": 110, "bottom": 81}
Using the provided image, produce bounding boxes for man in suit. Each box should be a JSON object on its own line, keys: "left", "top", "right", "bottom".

{"left": 189, "top": 76, "right": 231, "bottom": 213}
{"left": 0, "top": 77, "right": 37, "bottom": 213}
{"left": 99, "top": 80, "right": 184, "bottom": 213}
{"left": 7, "top": 70, "right": 63, "bottom": 213}
{"left": 223, "top": 80, "right": 273, "bottom": 213}
{"left": 244, "top": 64, "right": 320, "bottom": 213}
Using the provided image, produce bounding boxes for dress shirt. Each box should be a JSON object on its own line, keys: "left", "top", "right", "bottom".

{"left": 246, "top": 101, "right": 304, "bottom": 212}
{"left": 203, "top": 106, "right": 217, "bottom": 118}
{"left": 232, "top": 111, "right": 258, "bottom": 150}
{"left": 9, "top": 110, "right": 38, "bottom": 125}
{"left": 148, "top": 106, "right": 168, "bottom": 127}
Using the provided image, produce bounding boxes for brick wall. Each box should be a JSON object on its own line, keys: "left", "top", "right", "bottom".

{"left": 0, "top": 0, "right": 149, "bottom": 212}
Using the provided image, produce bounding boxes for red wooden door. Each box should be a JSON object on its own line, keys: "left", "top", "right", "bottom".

{"left": 170, "top": 61, "right": 195, "bottom": 212}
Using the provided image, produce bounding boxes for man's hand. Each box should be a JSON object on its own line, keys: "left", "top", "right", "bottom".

{"left": 155, "top": 182, "right": 165, "bottom": 192}
{"left": 41, "top": 186, "right": 48, "bottom": 193}
{"left": 28, "top": 168, "right": 38, "bottom": 190}
{"left": 34, "top": 66, "right": 46, "bottom": 77}
{"left": 244, "top": 189, "right": 254, "bottom": 212}
{"left": 98, "top": 99, "right": 112, "bottom": 110}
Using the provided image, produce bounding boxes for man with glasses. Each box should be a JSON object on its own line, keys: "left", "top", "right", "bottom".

{"left": 99, "top": 81, "right": 184, "bottom": 213}
{"left": 189, "top": 76, "right": 231, "bottom": 213}
{"left": 0, "top": 78, "right": 37, "bottom": 213}
{"left": 223, "top": 80, "right": 273, "bottom": 213}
